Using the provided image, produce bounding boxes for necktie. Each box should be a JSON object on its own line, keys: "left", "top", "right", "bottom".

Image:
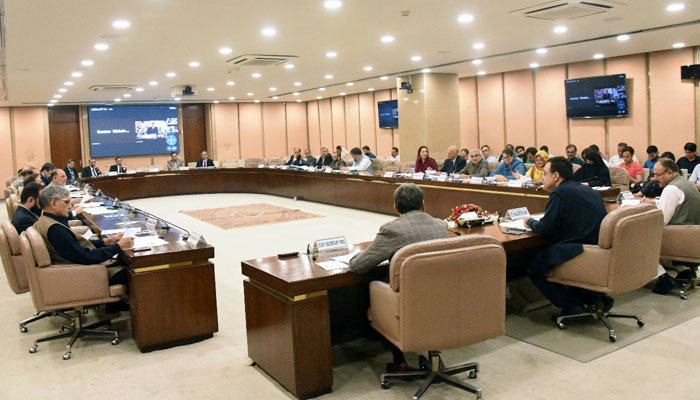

{"left": 91, "top": 167, "right": 95, "bottom": 176}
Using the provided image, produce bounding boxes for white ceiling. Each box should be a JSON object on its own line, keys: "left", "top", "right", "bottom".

{"left": 2, "top": 0, "right": 699, "bottom": 106}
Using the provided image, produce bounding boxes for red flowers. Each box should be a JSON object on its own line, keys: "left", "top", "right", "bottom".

{"left": 447, "top": 203, "right": 491, "bottom": 222}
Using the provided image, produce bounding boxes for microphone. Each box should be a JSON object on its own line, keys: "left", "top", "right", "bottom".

{"left": 129, "top": 206, "right": 191, "bottom": 240}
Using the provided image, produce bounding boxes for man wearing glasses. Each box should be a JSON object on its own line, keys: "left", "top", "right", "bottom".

{"left": 32, "top": 186, "right": 133, "bottom": 285}
{"left": 676, "top": 142, "right": 700, "bottom": 176}
{"left": 524, "top": 157, "right": 608, "bottom": 321}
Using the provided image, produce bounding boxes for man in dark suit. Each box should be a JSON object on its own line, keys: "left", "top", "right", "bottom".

{"left": 303, "top": 149, "right": 317, "bottom": 167}
{"left": 196, "top": 150, "right": 215, "bottom": 168}
{"left": 526, "top": 157, "right": 608, "bottom": 319}
{"left": 81, "top": 158, "right": 102, "bottom": 178}
{"left": 63, "top": 159, "right": 79, "bottom": 183}
{"left": 109, "top": 157, "right": 127, "bottom": 174}
{"left": 440, "top": 145, "right": 466, "bottom": 174}
{"left": 11, "top": 182, "right": 42, "bottom": 234}
{"left": 40, "top": 163, "right": 55, "bottom": 186}
{"left": 362, "top": 146, "right": 377, "bottom": 159}
{"left": 286, "top": 147, "right": 303, "bottom": 166}
{"left": 315, "top": 147, "right": 333, "bottom": 168}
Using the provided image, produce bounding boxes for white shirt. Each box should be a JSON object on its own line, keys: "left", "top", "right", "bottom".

{"left": 485, "top": 156, "right": 498, "bottom": 163}
{"left": 349, "top": 155, "right": 372, "bottom": 172}
{"left": 689, "top": 164, "right": 700, "bottom": 184}
{"left": 608, "top": 154, "right": 639, "bottom": 166}
{"left": 657, "top": 184, "right": 685, "bottom": 225}
{"left": 390, "top": 155, "right": 400, "bottom": 162}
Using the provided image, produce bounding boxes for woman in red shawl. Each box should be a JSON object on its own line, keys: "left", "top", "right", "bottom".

{"left": 414, "top": 145, "right": 438, "bottom": 173}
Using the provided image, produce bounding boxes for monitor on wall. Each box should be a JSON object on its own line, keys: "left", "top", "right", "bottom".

{"left": 378, "top": 99, "right": 398, "bottom": 128}
{"left": 88, "top": 105, "right": 180, "bottom": 158}
{"left": 564, "top": 74, "right": 628, "bottom": 119}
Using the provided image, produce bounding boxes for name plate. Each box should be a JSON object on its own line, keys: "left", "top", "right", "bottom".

{"left": 507, "top": 180, "right": 524, "bottom": 188}
{"left": 383, "top": 171, "right": 395, "bottom": 178}
{"left": 107, "top": 172, "right": 118, "bottom": 176}
{"left": 314, "top": 236, "right": 348, "bottom": 253}
{"left": 145, "top": 218, "right": 157, "bottom": 231}
{"left": 82, "top": 228, "right": 94, "bottom": 240}
{"left": 620, "top": 190, "right": 635, "bottom": 200}
{"left": 437, "top": 174, "right": 447, "bottom": 182}
{"left": 179, "top": 166, "right": 190, "bottom": 170}
{"left": 324, "top": 168, "right": 332, "bottom": 173}
{"left": 280, "top": 166, "right": 289, "bottom": 170}
{"left": 470, "top": 177, "right": 484, "bottom": 184}
{"left": 126, "top": 169, "right": 137, "bottom": 174}
{"left": 258, "top": 164, "right": 265, "bottom": 168}
{"left": 149, "top": 167, "right": 159, "bottom": 172}
{"left": 187, "top": 231, "right": 203, "bottom": 246}
{"left": 505, "top": 207, "right": 530, "bottom": 220}
{"left": 411, "top": 172, "right": 425, "bottom": 180}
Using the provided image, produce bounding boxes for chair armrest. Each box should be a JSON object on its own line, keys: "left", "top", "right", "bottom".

{"left": 369, "top": 281, "right": 400, "bottom": 345}
{"left": 35, "top": 264, "right": 111, "bottom": 307}
{"left": 70, "top": 226, "right": 90, "bottom": 235}
{"left": 68, "top": 220, "right": 83, "bottom": 227}
{"left": 661, "top": 225, "right": 700, "bottom": 261}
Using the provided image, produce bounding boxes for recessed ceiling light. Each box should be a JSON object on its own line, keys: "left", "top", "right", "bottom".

{"left": 666, "top": 3, "right": 685, "bottom": 12}
{"left": 218, "top": 47, "right": 232, "bottom": 55}
{"left": 53, "top": 94, "right": 62, "bottom": 99}
{"left": 149, "top": 81, "right": 158, "bottom": 86}
{"left": 269, "top": 87, "right": 277, "bottom": 91}
{"left": 112, "top": 20, "right": 130, "bottom": 29}
{"left": 319, "top": 87, "right": 326, "bottom": 91}
{"left": 58, "top": 88, "right": 67, "bottom": 93}
{"left": 553, "top": 25, "right": 568, "bottom": 34}
{"left": 294, "top": 82, "right": 302, "bottom": 86}
{"left": 593, "top": 53, "right": 604, "bottom": 59}
{"left": 421, "top": 68, "right": 431, "bottom": 73}
{"left": 472, "top": 42, "right": 485, "bottom": 49}
{"left": 228, "top": 96, "right": 236, "bottom": 100}
{"left": 472, "top": 59, "right": 482, "bottom": 65}
{"left": 411, "top": 55, "right": 422, "bottom": 62}
{"left": 381, "top": 35, "right": 394, "bottom": 43}
{"left": 254, "top": 100, "right": 261, "bottom": 103}
{"left": 324, "top": 74, "right": 334, "bottom": 79}
{"left": 49, "top": 99, "right": 58, "bottom": 103}
{"left": 530, "top": 62, "right": 539, "bottom": 68}
{"left": 326, "top": 51, "right": 337, "bottom": 58}
{"left": 324, "top": 0, "right": 342, "bottom": 9}
{"left": 207, "top": 87, "right": 215, "bottom": 91}
{"left": 47, "top": 103, "right": 54, "bottom": 107}
{"left": 617, "top": 34, "right": 630, "bottom": 41}
{"left": 213, "top": 100, "right": 220, "bottom": 104}
{"left": 673, "top": 42, "right": 686, "bottom": 48}
{"left": 368, "top": 88, "right": 374, "bottom": 91}
{"left": 293, "top": 92, "right": 300, "bottom": 96}
{"left": 272, "top": 96, "right": 279, "bottom": 100}
{"left": 166, "top": 72, "right": 176, "bottom": 78}
{"left": 340, "top": 92, "right": 346, "bottom": 96}
{"left": 71, "top": 72, "right": 83, "bottom": 78}
{"left": 317, "top": 96, "right": 323, "bottom": 99}
{"left": 380, "top": 76, "right": 388, "bottom": 80}
{"left": 296, "top": 99, "right": 302, "bottom": 102}
{"left": 94, "top": 43, "right": 109, "bottom": 51}
{"left": 284, "top": 64, "right": 295, "bottom": 69}
{"left": 123, "top": 93, "right": 131, "bottom": 98}
{"left": 135, "top": 87, "right": 144, "bottom": 92}
{"left": 247, "top": 92, "right": 254, "bottom": 96}
{"left": 363, "top": 66, "right": 373, "bottom": 71}
{"left": 81, "top": 60, "right": 94, "bottom": 66}
{"left": 261, "top": 27, "right": 277, "bottom": 37}
{"left": 536, "top": 48, "right": 548, "bottom": 54}
{"left": 189, "top": 61, "right": 200, "bottom": 67}
{"left": 458, "top": 14, "right": 474, "bottom": 24}
{"left": 114, "top": 98, "right": 122, "bottom": 102}
{"left": 251, "top": 72, "right": 261, "bottom": 78}
{"left": 346, "top": 82, "right": 354, "bottom": 86}
{"left": 478, "top": 71, "right": 486, "bottom": 76}
{"left": 64, "top": 81, "right": 74, "bottom": 86}
{"left": 226, "top": 81, "right": 235, "bottom": 86}
{"left": 173, "top": 97, "right": 181, "bottom": 101}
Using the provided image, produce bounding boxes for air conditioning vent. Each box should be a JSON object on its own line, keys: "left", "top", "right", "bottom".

{"left": 226, "top": 54, "right": 297, "bottom": 67}
{"left": 89, "top": 85, "right": 136, "bottom": 92}
{"left": 513, "top": 1, "right": 619, "bottom": 21}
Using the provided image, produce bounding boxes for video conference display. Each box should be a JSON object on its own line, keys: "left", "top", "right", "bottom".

{"left": 565, "top": 74, "right": 628, "bottom": 118}
{"left": 377, "top": 99, "right": 399, "bottom": 128}
{"left": 88, "top": 105, "right": 180, "bottom": 157}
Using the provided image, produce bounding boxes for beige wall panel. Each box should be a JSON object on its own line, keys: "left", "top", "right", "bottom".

{"left": 344, "top": 94, "right": 361, "bottom": 150}
{"left": 318, "top": 98, "right": 333, "bottom": 151}
{"left": 212, "top": 103, "right": 240, "bottom": 161}
{"left": 458, "top": 77, "right": 479, "bottom": 150}
{"left": 285, "top": 102, "right": 308, "bottom": 154}
{"left": 359, "top": 92, "right": 377, "bottom": 153}
{"left": 0, "top": 108, "right": 13, "bottom": 189}
{"left": 477, "top": 74, "right": 505, "bottom": 152}
{"left": 13, "top": 107, "right": 47, "bottom": 168}
{"left": 307, "top": 101, "right": 321, "bottom": 154}
{"left": 504, "top": 70, "right": 536, "bottom": 149}
{"left": 262, "top": 103, "right": 287, "bottom": 158}
{"left": 534, "top": 65, "right": 571, "bottom": 156}
{"left": 374, "top": 89, "right": 393, "bottom": 157}
{"left": 238, "top": 103, "right": 264, "bottom": 159}
{"left": 607, "top": 54, "right": 649, "bottom": 158}
{"left": 567, "top": 61, "right": 606, "bottom": 155}
{"left": 331, "top": 97, "right": 346, "bottom": 149}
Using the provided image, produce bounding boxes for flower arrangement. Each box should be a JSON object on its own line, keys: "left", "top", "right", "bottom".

{"left": 446, "top": 203, "right": 496, "bottom": 227}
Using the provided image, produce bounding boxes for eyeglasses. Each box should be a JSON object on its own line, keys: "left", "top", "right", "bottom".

{"left": 55, "top": 198, "right": 71, "bottom": 205}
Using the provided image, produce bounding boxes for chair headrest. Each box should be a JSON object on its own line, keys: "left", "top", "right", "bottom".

{"left": 598, "top": 204, "right": 656, "bottom": 249}
{"left": 25, "top": 227, "right": 52, "bottom": 267}
{"left": 0, "top": 221, "right": 21, "bottom": 255}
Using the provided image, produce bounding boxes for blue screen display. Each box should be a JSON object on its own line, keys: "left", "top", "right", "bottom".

{"left": 565, "top": 74, "right": 627, "bottom": 119}
{"left": 88, "top": 105, "right": 180, "bottom": 157}
{"left": 378, "top": 99, "right": 398, "bottom": 128}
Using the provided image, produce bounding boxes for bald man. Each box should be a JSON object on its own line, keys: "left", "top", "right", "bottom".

{"left": 440, "top": 145, "right": 466, "bottom": 174}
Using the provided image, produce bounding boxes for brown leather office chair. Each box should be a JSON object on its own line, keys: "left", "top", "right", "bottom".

{"left": 548, "top": 204, "right": 664, "bottom": 342}
{"left": 9, "top": 193, "right": 19, "bottom": 215}
{"left": 20, "top": 227, "right": 125, "bottom": 360}
{"left": 609, "top": 166, "right": 631, "bottom": 189}
{"left": 244, "top": 157, "right": 266, "bottom": 168}
{"left": 369, "top": 235, "right": 506, "bottom": 399}
{"left": 660, "top": 224, "right": 700, "bottom": 299}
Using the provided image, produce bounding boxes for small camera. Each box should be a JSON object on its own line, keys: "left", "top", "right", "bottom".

{"left": 400, "top": 81, "right": 413, "bottom": 94}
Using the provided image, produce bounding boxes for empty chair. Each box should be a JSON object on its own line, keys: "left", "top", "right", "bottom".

{"left": 660, "top": 224, "right": 700, "bottom": 299}
{"left": 21, "top": 227, "right": 125, "bottom": 360}
{"left": 244, "top": 158, "right": 266, "bottom": 168}
{"left": 609, "top": 166, "right": 631, "bottom": 189}
{"left": 370, "top": 235, "right": 507, "bottom": 399}
{"left": 548, "top": 204, "right": 664, "bottom": 342}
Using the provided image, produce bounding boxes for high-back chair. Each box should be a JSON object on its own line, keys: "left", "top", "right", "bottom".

{"left": 609, "top": 166, "right": 631, "bottom": 189}
{"left": 548, "top": 204, "right": 664, "bottom": 342}
{"left": 660, "top": 224, "right": 700, "bottom": 299}
{"left": 21, "top": 228, "right": 125, "bottom": 360}
{"left": 369, "top": 235, "right": 507, "bottom": 399}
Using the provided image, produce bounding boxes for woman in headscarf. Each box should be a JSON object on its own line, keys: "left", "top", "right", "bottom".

{"left": 413, "top": 145, "right": 438, "bottom": 173}
{"left": 517, "top": 150, "right": 549, "bottom": 184}
{"left": 574, "top": 148, "right": 611, "bottom": 187}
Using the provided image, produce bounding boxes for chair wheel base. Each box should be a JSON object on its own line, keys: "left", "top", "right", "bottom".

{"left": 63, "top": 352, "right": 71, "bottom": 360}
{"left": 20, "top": 327, "right": 28, "bottom": 333}
{"left": 111, "top": 338, "right": 120, "bottom": 345}
{"left": 637, "top": 320, "right": 645, "bottom": 327}
{"left": 380, "top": 381, "right": 391, "bottom": 390}
{"left": 29, "top": 345, "right": 37, "bottom": 354}
{"left": 469, "top": 370, "right": 478, "bottom": 379}
{"left": 609, "top": 335, "right": 617, "bottom": 343}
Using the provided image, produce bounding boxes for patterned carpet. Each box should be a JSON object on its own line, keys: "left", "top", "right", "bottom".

{"left": 180, "top": 203, "right": 323, "bottom": 229}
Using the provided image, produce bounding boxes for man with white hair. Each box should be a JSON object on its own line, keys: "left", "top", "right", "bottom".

{"left": 440, "top": 145, "right": 466, "bottom": 174}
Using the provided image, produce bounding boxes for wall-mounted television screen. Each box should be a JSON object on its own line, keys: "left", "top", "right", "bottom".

{"left": 564, "top": 74, "right": 628, "bottom": 118}
{"left": 378, "top": 99, "right": 398, "bottom": 128}
{"left": 88, "top": 105, "right": 180, "bottom": 158}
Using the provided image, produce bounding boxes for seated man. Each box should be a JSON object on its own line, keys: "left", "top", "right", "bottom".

{"left": 648, "top": 158, "right": 700, "bottom": 294}
{"left": 344, "top": 147, "right": 373, "bottom": 173}
{"left": 523, "top": 147, "right": 538, "bottom": 164}
{"left": 565, "top": 144, "right": 584, "bottom": 166}
{"left": 196, "top": 151, "right": 215, "bottom": 168}
{"left": 11, "top": 182, "right": 42, "bottom": 234}
{"left": 315, "top": 147, "right": 333, "bottom": 168}
{"left": 689, "top": 163, "right": 700, "bottom": 190}
{"left": 390, "top": 147, "right": 400, "bottom": 162}
{"left": 481, "top": 145, "right": 498, "bottom": 162}
{"left": 109, "top": 157, "right": 127, "bottom": 174}
{"left": 40, "top": 163, "right": 55, "bottom": 186}
{"left": 677, "top": 142, "right": 700, "bottom": 175}
{"left": 439, "top": 145, "right": 466, "bottom": 175}
{"left": 81, "top": 158, "right": 102, "bottom": 178}
{"left": 515, "top": 146, "right": 526, "bottom": 163}
{"left": 34, "top": 186, "right": 133, "bottom": 286}
{"left": 362, "top": 146, "right": 377, "bottom": 159}
{"left": 63, "top": 159, "right": 79, "bottom": 184}
{"left": 329, "top": 151, "right": 346, "bottom": 170}
{"left": 49, "top": 169, "right": 68, "bottom": 186}
{"left": 618, "top": 146, "right": 643, "bottom": 187}
{"left": 303, "top": 149, "right": 317, "bottom": 167}
{"left": 490, "top": 148, "right": 526, "bottom": 181}
{"left": 608, "top": 142, "right": 639, "bottom": 166}
{"left": 167, "top": 152, "right": 184, "bottom": 170}
{"left": 457, "top": 148, "right": 490, "bottom": 178}
{"left": 349, "top": 183, "right": 448, "bottom": 372}
{"left": 526, "top": 157, "right": 608, "bottom": 319}
{"left": 644, "top": 145, "right": 659, "bottom": 171}
{"left": 286, "top": 147, "right": 303, "bottom": 166}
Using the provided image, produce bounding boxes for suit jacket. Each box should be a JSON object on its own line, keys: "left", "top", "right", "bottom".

{"left": 63, "top": 167, "right": 79, "bottom": 182}
{"left": 286, "top": 155, "right": 303, "bottom": 166}
{"left": 41, "top": 174, "right": 51, "bottom": 186}
{"left": 349, "top": 210, "right": 448, "bottom": 273}
{"left": 315, "top": 154, "right": 333, "bottom": 168}
{"left": 196, "top": 159, "right": 215, "bottom": 168}
{"left": 109, "top": 165, "right": 127, "bottom": 173}
{"left": 81, "top": 166, "right": 102, "bottom": 178}
{"left": 11, "top": 205, "right": 40, "bottom": 235}
{"left": 440, "top": 156, "right": 466, "bottom": 174}
{"left": 527, "top": 179, "right": 607, "bottom": 268}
